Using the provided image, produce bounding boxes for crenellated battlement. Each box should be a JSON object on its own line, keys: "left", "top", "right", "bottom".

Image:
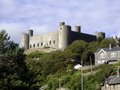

{"left": 21, "top": 22, "right": 105, "bottom": 51}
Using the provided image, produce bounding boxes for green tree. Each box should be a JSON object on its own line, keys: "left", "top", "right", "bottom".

{"left": 65, "top": 40, "right": 88, "bottom": 60}
{"left": 0, "top": 30, "right": 29, "bottom": 90}
{"left": 81, "top": 41, "right": 100, "bottom": 65}
{"left": 100, "top": 38, "right": 115, "bottom": 48}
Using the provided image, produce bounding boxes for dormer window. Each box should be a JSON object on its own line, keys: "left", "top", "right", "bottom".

{"left": 100, "top": 53, "right": 106, "bottom": 59}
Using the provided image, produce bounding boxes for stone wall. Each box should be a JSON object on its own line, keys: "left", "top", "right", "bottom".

{"left": 101, "top": 84, "right": 120, "bottom": 90}
{"left": 29, "top": 31, "right": 59, "bottom": 49}
{"left": 71, "top": 31, "right": 96, "bottom": 43}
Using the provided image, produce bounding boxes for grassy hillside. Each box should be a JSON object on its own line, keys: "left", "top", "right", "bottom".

{"left": 26, "top": 55, "right": 118, "bottom": 90}
{"left": 1, "top": 30, "right": 118, "bottom": 90}
{"left": 45, "top": 64, "right": 116, "bottom": 90}
{"left": 25, "top": 39, "right": 117, "bottom": 90}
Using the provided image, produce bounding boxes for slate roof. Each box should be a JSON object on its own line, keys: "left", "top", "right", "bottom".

{"left": 95, "top": 47, "right": 120, "bottom": 53}
{"left": 104, "top": 75, "right": 120, "bottom": 85}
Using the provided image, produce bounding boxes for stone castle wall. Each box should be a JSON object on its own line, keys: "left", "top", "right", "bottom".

{"left": 29, "top": 31, "right": 59, "bottom": 49}
{"left": 71, "top": 31, "right": 96, "bottom": 43}
{"left": 21, "top": 22, "right": 105, "bottom": 51}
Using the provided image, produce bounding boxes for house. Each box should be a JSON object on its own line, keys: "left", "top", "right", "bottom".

{"left": 101, "top": 76, "right": 120, "bottom": 90}
{"left": 101, "top": 67, "right": 120, "bottom": 90}
{"left": 94, "top": 44, "right": 120, "bottom": 65}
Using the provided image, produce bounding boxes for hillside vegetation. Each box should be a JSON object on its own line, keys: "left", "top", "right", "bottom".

{"left": 0, "top": 30, "right": 118, "bottom": 90}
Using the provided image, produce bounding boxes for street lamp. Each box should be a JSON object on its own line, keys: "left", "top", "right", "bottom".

{"left": 59, "top": 78, "right": 61, "bottom": 90}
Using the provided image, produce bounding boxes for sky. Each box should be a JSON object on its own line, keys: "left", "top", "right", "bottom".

{"left": 0, "top": 0, "right": 120, "bottom": 43}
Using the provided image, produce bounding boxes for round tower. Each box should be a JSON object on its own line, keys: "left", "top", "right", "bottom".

{"left": 21, "top": 33, "right": 29, "bottom": 49}
{"left": 28, "top": 29, "right": 33, "bottom": 37}
{"left": 58, "top": 23, "right": 71, "bottom": 50}
{"left": 59, "top": 22, "right": 65, "bottom": 26}
{"left": 95, "top": 32, "right": 105, "bottom": 39}
{"left": 75, "top": 26, "right": 81, "bottom": 33}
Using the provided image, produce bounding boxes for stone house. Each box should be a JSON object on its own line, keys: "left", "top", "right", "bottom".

{"left": 94, "top": 44, "right": 120, "bottom": 65}
{"left": 101, "top": 67, "right": 120, "bottom": 90}
{"left": 101, "top": 76, "right": 120, "bottom": 90}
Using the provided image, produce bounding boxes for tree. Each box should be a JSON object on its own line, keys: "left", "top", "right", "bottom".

{"left": 100, "top": 38, "right": 115, "bottom": 48}
{"left": 81, "top": 41, "right": 100, "bottom": 65}
{"left": 0, "top": 30, "right": 29, "bottom": 90}
{"left": 81, "top": 50, "right": 93, "bottom": 65}
{"left": 65, "top": 40, "right": 88, "bottom": 60}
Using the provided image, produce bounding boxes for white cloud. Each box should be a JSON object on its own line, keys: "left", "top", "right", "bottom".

{"left": 0, "top": 0, "right": 16, "bottom": 16}
{"left": 0, "top": 23, "right": 52, "bottom": 43}
{"left": 0, "top": 23, "right": 28, "bottom": 43}
{"left": 0, "top": 0, "right": 120, "bottom": 43}
{"left": 29, "top": 25, "right": 53, "bottom": 35}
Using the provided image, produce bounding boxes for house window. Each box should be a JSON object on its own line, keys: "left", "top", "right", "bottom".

{"left": 111, "top": 53, "right": 116, "bottom": 58}
{"left": 98, "top": 61, "right": 102, "bottom": 64}
{"left": 98, "top": 60, "right": 105, "bottom": 64}
{"left": 33, "top": 44, "right": 35, "bottom": 48}
{"left": 100, "top": 53, "right": 106, "bottom": 59}
{"left": 37, "top": 43, "right": 39, "bottom": 47}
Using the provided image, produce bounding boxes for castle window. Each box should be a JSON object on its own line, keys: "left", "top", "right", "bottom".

{"left": 37, "top": 43, "right": 39, "bottom": 47}
{"left": 49, "top": 41, "right": 51, "bottom": 45}
{"left": 41, "top": 42, "right": 43, "bottom": 46}
{"left": 30, "top": 45, "right": 32, "bottom": 48}
{"left": 33, "top": 44, "right": 35, "bottom": 48}
{"left": 53, "top": 40, "right": 55, "bottom": 44}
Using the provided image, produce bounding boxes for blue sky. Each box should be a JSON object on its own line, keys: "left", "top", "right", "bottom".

{"left": 0, "top": 0, "right": 120, "bottom": 43}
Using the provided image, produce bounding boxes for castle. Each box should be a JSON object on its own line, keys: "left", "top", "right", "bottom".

{"left": 21, "top": 22, "right": 105, "bottom": 51}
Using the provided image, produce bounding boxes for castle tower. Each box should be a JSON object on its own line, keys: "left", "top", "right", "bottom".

{"left": 95, "top": 32, "right": 105, "bottom": 39}
{"left": 21, "top": 33, "right": 29, "bottom": 49}
{"left": 59, "top": 22, "right": 65, "bottom": 26}
{"left": 75, "top": 26, "right": 81, "bottom": 33}
{"left": 58, "top": 22, "right": 71, "bottom": 50}
{"left": 28, "top": 29, "right": 33, "bottom": 37}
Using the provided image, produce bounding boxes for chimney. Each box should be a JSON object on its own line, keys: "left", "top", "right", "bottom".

{"left": 109, "top": 43, "right": 113, "bottom": 50}
{"left": 117, "top": 66, "right": 120, "bottom": 77}
{"left": 114, "top": 36, "right": 120, "bottom": 47}
{"left": 115, "top": 36, "right": 118, "bottom": 40}
{"left": 75, "top": 26, "right": 81, "bottom": 33}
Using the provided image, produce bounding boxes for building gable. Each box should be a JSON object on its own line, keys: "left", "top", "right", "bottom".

{"left": 98, "top": 49, "right": 107, "bottom": 54}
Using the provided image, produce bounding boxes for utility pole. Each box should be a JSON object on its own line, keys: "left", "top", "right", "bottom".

{"left": 59, "top": 78, "right": 61, "bottom": 90}
{"left": 81, "top": 60, "right": 83, "bottom": 90}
